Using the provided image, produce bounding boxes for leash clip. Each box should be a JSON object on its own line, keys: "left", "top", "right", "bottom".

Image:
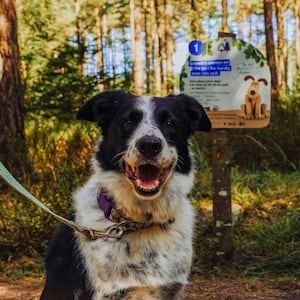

{"left": 81, "top": 221, "right": 127, "bottom": 240}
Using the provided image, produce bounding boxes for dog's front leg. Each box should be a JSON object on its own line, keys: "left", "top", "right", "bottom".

{"left": 255, "top": 96, "right": 262, "bottom": 119}
{"left": 245, "top": 98, "right": 253, "bottom": 119}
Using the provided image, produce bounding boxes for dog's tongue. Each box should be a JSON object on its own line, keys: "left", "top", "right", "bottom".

{"left": 136, "top": 164, "right": 160, "bottom": 183}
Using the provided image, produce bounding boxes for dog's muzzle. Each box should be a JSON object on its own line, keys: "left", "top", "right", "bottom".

{"left": 124, "top": 135, "right": 174, "bottom": 198}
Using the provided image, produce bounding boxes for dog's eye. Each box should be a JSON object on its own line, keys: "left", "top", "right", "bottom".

{"left": 120, "top": 111, "right": 142, "bottom": 129}
{"left": 121, "top": 119, "right": 133, "bottom": 127}
{"left": 165, "top": 119, "right": 177, "bottom": 128}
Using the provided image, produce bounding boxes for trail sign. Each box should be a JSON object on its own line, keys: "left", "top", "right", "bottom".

{"left": 180, "top": 34, "right": 271, "bottom": 262}
{"left": 180, "top": 37, "right": 271, "bottom": 128}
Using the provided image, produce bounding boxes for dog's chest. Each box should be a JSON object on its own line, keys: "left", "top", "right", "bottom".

{"left": 77, "top": 227, "right": 192, "bottom": 298}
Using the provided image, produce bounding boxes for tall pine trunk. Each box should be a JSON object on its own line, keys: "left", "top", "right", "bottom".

{"left": 221, "top": 0, "right": 230, "bottom": 32}
{"left": 75, "top": 0, "right": 84, "bottom": 80}
{"left": 294, "top": 0, "right": 300, "bottom": 71}
{"left": 164, "top": 0, "right": 174, "bottom": 95}
{"left": 144, "top": 0, "right": 152, "bottom": 94}
{"left": 94, "top": 0, "right": 105, "bottom": 92}
{"left": 154, "top": 0, "right": 164, "bottom": 95}
{"left": 0, "top": 0, "right": 27, "bottom": 176}
{"left": 263, "top": 0, "right": 279, "bottom": 102}
{"left": 130, "top": 0, "right": 144, "bottom": 95}
{"left": 236, "top": 0, "right": 246, "bottom": 40}
{"left": 275, "top": 0, "right": 287, "bottom": 93}
{"left": 189, "top": 0, "right": 205, "bottom": 41}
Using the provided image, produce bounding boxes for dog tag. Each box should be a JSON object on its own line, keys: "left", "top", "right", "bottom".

{"left": 180, "top": 36, "right": 271, "bottom": 128}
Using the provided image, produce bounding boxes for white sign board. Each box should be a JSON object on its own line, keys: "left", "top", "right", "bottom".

{"left": 180, "top": 37, "right": 271, "bottom": 128}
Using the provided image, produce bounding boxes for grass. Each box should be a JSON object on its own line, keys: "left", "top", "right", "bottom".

{"left": 191, "top": 166, "right": 300, "bottom": 278}
{"left": 234, "top": 211, "right": 300, "bottom": 278}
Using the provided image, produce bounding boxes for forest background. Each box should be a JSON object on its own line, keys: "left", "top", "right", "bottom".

{"left": 0, "top": 0, "right": 300, "bottom": 283}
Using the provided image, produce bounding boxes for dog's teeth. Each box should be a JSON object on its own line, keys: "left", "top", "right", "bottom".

{"left": 136, "top": 179, "right": 159, "bottom": 191}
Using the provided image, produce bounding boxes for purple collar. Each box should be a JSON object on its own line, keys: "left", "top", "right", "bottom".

{"left": 97, "top": 188, "right": 176, "bottom": 230}
{"left": 97, "top": 188, "right": 116, "bottom": 219}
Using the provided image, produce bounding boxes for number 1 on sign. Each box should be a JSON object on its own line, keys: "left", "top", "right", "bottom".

{"left": 188, "top": 40, "right": 204, "bottom": 56}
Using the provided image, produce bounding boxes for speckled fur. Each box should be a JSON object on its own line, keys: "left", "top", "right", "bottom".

{"left": 74, "top": 167, "right": 194, "bottom": 299}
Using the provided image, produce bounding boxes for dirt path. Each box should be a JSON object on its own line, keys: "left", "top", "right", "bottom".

{"left": 0, "top": 277, "right": 299, "bottom": 300}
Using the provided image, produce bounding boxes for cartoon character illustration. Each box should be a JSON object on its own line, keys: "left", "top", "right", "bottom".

{"left": 241, "top": 75, "right": 268, "bottom": 119}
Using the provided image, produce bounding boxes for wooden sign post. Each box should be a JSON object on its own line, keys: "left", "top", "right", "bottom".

{"left": 212, "top": 128, "right": 233, "bottom": 261}
{"left": 0, "top": 54, "right": 3, "bottom": 81}
{"left": 181, "top": 32, "right": 271, "bottom": 262}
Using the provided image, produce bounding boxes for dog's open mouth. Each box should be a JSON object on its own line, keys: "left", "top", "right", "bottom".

{"left": 125, "top": 162, "right": 172, "bottom": 197}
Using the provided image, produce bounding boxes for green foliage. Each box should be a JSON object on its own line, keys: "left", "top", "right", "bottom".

{"left": 18, "top": 0, "right": 133, "bottom": 119}
{"left": 189, "top": 136, "right": 212, "bottom": 201}
{"left": 26, "top": 41, "right": 99, "bottom": 119}
{"left": 18, "top": 0, "right": 76, "bottom": 90}
{"left": 202, "top": 40, "right": 213, "bottom": 56}
{"left": 232, "top": 38, "right": 266, "bottom": 67}
{"left": 0, "top": 118, "right": 98, "bottom": 261}
{"left": 179, "top": 65, "right": 187, "bottom": 92}
{"left": 231, "top": 96, "right": 300, "bottom": 171}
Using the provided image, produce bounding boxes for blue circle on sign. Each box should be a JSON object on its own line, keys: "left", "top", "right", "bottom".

{"left": 189, "top": 40, "right": 204, "bottom": 56}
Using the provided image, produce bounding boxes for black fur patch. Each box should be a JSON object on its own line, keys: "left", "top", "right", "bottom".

{"left": 40, "top": 216, "right": 93, "bottom": 300}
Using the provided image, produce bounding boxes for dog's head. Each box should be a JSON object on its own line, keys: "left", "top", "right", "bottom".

{"left": 77, "top": 91, "right": 211, "bottom": 200}
{"left": 244, "top": 75, "right": 268, "bottom": 98}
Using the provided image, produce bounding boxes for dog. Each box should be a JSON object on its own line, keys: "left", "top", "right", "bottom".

{"left": 241, "top": 75, "right": 268, "bottom": 119}
{"left": 40, "top": 91, "right": 211, "bottom": 300}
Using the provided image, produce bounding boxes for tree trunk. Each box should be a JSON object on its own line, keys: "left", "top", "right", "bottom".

{"left": 189, "top": 0, "right": 205, "bottom": 42}
{"left": 275, "top": 0, "right": 287, "bottom": 93}
{"left": 94, "top": 0, "right": 105, "bottom": 92}
{"left": 121, "top": 28, "right": 131, "bottom": 86}
{"left": 0, "top": 0, "right": 27, "bottom": 176}
{"left": 152, "top": 8, "right": 161, "bottom": 96}
{"left": 263, "top": 0, "right": 279, "bottom": 102}
{"left": 154, "top": 0, "right": 164, "bottom": 95}
{"left": 0, "top": 54, "right": 3, "bottom": 80}
{"left": 75, "top": 0, "right": 85, "bottom": 80}
{"left": 248, "top": 13, "right": 253, "bottom": 44}
{"left": 221, "top": 0, "right": 230, "bottom": 32}
{"left": 130, "top": 0, "right": 144, "bottom": 95}
{"left": 294, "top": 0, "right": 300, "bottom": 70}
{"left": 236, "top": 1, "right": 246, "bottom": 40}
{"left": 164, "top": 0, "right": 174, "bottom": 95}
{"left": 144, "top": 0, "right": 152, "bottom": 94}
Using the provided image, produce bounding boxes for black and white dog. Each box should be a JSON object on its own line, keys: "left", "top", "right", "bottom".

{"left": 40, "top": 91, "right": 211, "bottom": 300}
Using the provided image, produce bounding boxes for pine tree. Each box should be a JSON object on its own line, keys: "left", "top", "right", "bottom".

{"left": 0, "top": 0, "right": 27, "bottom": 176}
{"left": 263, "top": 0, "right": 279, "bottom": 102}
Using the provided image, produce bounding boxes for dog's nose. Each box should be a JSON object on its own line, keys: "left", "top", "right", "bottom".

{"left": 136, "top": 135, "right": 162, "bottom": 158}
{"left": 250, "top": 90, "right": 256, "bottom": 96}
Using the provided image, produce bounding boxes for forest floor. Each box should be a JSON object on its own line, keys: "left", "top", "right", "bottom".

{"left": 0, "top": 277, "right": 299, "bottom": 300}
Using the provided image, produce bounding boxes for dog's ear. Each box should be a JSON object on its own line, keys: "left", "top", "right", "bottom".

{"left": 178, "top": 94, "right": 211, "bottom": 132}
{"left": 244, "top": 75, "right": 255, "bottom": 81}
{"left": 77, "top": 91, "right": 129, "bottom": 126}
{"left": 258, "top": 78, "right": 268, "bottom": 86}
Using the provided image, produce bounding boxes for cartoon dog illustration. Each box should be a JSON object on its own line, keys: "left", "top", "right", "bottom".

{"left": 241, "top": 75, "right": 268, "bottom": 119}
